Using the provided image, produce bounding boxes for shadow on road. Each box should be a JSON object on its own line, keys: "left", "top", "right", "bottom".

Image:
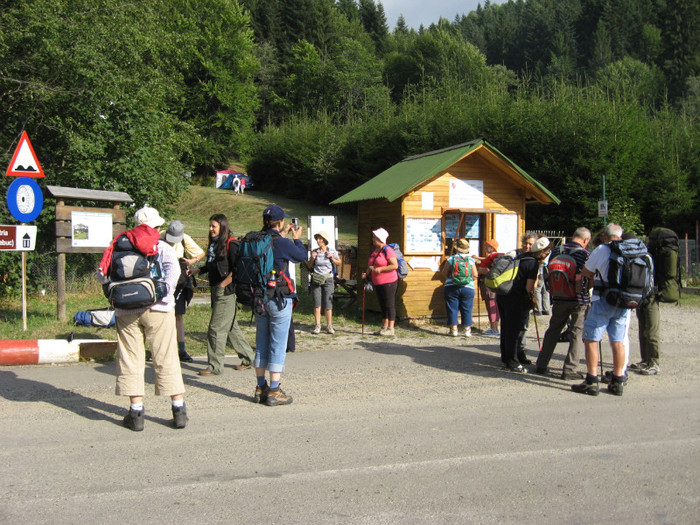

{"left": 357, "top": 340, "right": 571, "bottom": 391}
{"left": 0, "top": 370, "right": 125, "bottom": 425}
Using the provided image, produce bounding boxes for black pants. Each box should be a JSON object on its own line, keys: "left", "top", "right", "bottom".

{"left": 497, "top": 294, "right": 531, "bottom": 367}
{"left": 375, "top": 280, "right": 398, "bottom": 321}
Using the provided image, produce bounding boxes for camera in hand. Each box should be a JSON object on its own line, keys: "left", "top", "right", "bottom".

{"left": 291, "top": 218, "right": 299, "bottom": 229}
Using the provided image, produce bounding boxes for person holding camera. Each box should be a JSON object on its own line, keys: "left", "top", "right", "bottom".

{"left": 253, "top": 206, "right": 307, "bottom": 406}
{"left": 307, "top": 231, "right": 340, "bottom": 334}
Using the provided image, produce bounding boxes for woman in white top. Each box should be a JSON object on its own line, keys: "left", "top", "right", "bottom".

{"left": 306, "top": 231, "right": 340, "bottom": 334}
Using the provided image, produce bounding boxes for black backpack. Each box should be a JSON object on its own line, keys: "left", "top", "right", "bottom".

{"left": 599, "top": 239, "right": 655, "bottom": 309}
{"left": 647, "top": 227, "right": 681, "bottom": 304}
{"left": 103, "top": 235, "right": 167, "bottom": 309}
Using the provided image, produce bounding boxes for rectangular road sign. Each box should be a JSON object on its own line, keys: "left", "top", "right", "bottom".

{"left": 0, "top": 225, "right": 37, "bottom": 251}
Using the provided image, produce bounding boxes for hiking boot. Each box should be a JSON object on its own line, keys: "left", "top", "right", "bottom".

{"left": 172, "top": 404, "right": 188, "bottom": 429}
{"left": 639, "top": 362, "right": 660, "bottom": 376}
{"left": 601, "top": 370, "right": 629, "bottom": 385}
{"left": 253, "top": 384, "right": 269, "bottom": 404}
{"left": 462, "top": 327, "right": 472, "bottom": 337}
{"left": 607, "top": 377, "right": 625, "bottom": 396}
{"left": 380, "top": 328, "right": 395, "bottom": 337}
{"left": 326, "top": 324, "right": 335, "bottom": 334}
{"left": 505, "top": 363, "right": 528, "bottom": 374}
{"left": 558, "top": 331, "right": 571, "bottom": 343}
{"left": 265, "top": 387, "right": 293, "bottom": 406}
{"left": 571, "top": 379, "right": 599, "bottom": 396}
{"left": 123, "top": 408, "right": 145, "bottom": 431}
{"left": 234, "top": 362, "right": 252, "bottom": 371}
{"left": 312, "top": 324, "right": 321, "bottom": 335}
{"left": 179, "top": 350, "right": 194, "bottom": 363}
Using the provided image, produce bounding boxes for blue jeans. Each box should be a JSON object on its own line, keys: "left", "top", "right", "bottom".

{"left": 254, "top": 297, "right": 293, "bottom": 373}
{"left": 444, "top": 285, "right": 475, "bottom": 327}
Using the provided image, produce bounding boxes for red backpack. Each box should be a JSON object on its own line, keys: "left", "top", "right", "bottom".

{"left": 547, "top": 246, "right": 584, "bottom": 299}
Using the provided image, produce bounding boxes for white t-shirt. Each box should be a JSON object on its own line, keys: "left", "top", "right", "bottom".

{"left": 584, "top": 244, "right": 612, "bottom": 301}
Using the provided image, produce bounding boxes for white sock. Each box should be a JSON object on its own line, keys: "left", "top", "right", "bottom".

{"left": 172, "top": 399, "right": 184, "bottom": 408}
{"left": 130, "top": 402, "right": 143, "bottom": 411}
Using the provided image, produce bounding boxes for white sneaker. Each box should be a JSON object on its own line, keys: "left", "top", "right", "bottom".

{"left": 380, "top": 327, "right": 395, "bottom": 336}
{"left": 326, "top": 324, "right": 335, "bottom": 334}
{"left": 462, "top": 327, "right": 472, "bottom": 337}
{"left": 450, "top": 329, "right": 459, "bottom": 337}
{"left": 312, "top": 324, "right": 321, "bottom": 334}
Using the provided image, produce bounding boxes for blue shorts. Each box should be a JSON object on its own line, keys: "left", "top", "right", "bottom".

{"left": 582, "top": 299, "right": 630, "bottom": 343}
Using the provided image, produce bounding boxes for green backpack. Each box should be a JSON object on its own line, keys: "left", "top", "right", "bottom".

{"left": 647, "top": 227, "right": 681, "bottom": 304}
{"left": 450, "top": 256, "right": 473, "bottom": 286}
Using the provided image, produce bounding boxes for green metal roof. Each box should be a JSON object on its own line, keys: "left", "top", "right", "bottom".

{"left": 330, "top": 138, "right": 560, "bottom": 205}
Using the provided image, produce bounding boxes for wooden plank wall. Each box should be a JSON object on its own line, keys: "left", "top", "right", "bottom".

{"left": 359, "top": 152, "right": 528, "bottom": 320}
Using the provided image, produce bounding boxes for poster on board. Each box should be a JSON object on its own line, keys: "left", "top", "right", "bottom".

{"left": 71, "top": 211, "right": 113, "bottom": 248}
{"left": 495, "top": 214, "right": 518, "bottom": 254}
{"left": 405, "top": 218, "right": 442, "bottom": 254}
{"left": 448, "top": 179, "right": 484, "bottom": 209}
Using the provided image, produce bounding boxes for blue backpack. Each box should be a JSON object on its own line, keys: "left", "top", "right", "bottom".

{"left": 382, "top": 243, "right": 409, "bottom": 279}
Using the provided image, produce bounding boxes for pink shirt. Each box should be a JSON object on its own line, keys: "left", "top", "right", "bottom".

{"left": 368, "top": 246, "right": 399, "bottom": 285}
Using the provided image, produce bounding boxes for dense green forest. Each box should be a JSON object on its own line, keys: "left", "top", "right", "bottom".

{"left": 1, "top": 0, "right": 698, "bottom": 290}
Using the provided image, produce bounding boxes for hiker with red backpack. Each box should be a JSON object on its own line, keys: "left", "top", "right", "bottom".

{"left": 441, "top": 239, "right": 478, "bottom": 337}
{"left": 96, "top": 205, "right": 188, "bottom": 431}
{"left": 534, "top": 227, "right": 592, "bottom": 379}
{"left": 190, "top": 213, "right": 255, "bottom": 376}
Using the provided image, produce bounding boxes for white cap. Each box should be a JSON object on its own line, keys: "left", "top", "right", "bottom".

{"left": 372, "top": 227, "right": 389, "bottom": 244}
{"left": 133, "top": 205, "right": 165, "bottom": 228}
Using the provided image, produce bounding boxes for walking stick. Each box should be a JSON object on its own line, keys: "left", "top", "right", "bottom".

{"left": 532, "top": 310, "right": 542, "bottom": 351}
{"left": 476, "top": 282, "right": 481, "bottom": 332}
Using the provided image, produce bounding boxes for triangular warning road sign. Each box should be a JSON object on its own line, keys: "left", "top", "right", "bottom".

{"left": 6, "top": 131, "right": 45, "bottom": 177}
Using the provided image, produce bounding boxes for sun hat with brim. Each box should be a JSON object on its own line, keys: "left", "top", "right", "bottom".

{"left": 314, "top": 230, "right": 330, "bottom": 244}
{"left": 372, "top": 228, "right": 389, "bottom": 244}
{"left": 454, "top": 239, "right": 470, "bottom": 253}
{"left": 263, "top": 205, "right": 291, "bottom": 222}
{"left": 530, "top": 237, "right": 551, "bottom": 254}
{"left": 134, "top": 205, "right": 165, "bottom": 229}
{"left": 485, "top": 239, "right": 499, "bottom": 251}
{"left": 165, "top": 220, "right": 185, "bottom": 243}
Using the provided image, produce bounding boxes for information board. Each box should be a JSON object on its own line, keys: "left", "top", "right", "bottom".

{"left": 405, "top": 218, "right": 442, "bottom": 254}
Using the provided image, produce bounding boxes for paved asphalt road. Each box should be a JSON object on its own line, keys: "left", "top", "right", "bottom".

{"left": 1, "top": 309, "right": 699, "bottom": 524}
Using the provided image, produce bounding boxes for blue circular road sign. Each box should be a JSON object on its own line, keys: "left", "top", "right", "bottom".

{"left": 7, "top": 177, "right": 44, "bottom": 222}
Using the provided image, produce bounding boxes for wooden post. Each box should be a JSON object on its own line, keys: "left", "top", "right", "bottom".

{"left": 56, "top": 198, "right": 66, "bottom": 322}
{"left": 57, "top": 252, "right": 66, "bottom": 322}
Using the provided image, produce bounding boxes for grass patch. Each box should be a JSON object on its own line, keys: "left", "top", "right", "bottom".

{"left": 174, "top": 185, "right": 358, "bottom": 245}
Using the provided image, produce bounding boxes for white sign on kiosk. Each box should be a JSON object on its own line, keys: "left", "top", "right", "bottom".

{"left": 0, "top": 225, "right": 37, "bottom": 251}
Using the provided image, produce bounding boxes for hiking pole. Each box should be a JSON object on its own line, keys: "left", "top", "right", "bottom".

{"left": 532, "top": 309, "right": 542, "bottom": 351}
{"left": 476, "top": 285, "right": 481, "bottom": 332}
{"left": 361, "top": 278, "right": 366, "bottom": 335}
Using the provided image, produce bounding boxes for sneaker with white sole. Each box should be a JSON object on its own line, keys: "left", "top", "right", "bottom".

{"left": 326, "top": 324, "right": 335, "bottom": 334}
{"left": 450, "top": 329, "right": 459, "bottom": 337}
{"left": 462, "top": 327, "right": 472, "bottom": 337}
{"left": 482, "top": 328, "right": 500, "bottom": 336}
{"left": 312, "top": 324, "right": 321, "bottom": 334}
{"left": 380, "top": 327, "right": 395, "bottom": 336}
{"left": 639, "top": 362, "right": 660, "bottom": 375}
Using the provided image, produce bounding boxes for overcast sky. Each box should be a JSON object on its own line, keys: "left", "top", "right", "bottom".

{"left": 381, "top": 0, "right": 505, "bottom": 30}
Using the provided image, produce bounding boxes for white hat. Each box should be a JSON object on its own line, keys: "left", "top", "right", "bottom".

{"left": 134, "top": 205, "right": 165, "bottom": 228}
{"left": 531, "top": 237, "right": 551, "bottom": 254}
{"left": 372, "top": 227, "right": 389, "bottom": 244}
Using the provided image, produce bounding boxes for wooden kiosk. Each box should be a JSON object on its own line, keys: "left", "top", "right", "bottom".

{"left": 46, "top": 186, "right": 133, "bottom": 321}
{"left": 330, "top": 139, "right": 560, "bottom": 320}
